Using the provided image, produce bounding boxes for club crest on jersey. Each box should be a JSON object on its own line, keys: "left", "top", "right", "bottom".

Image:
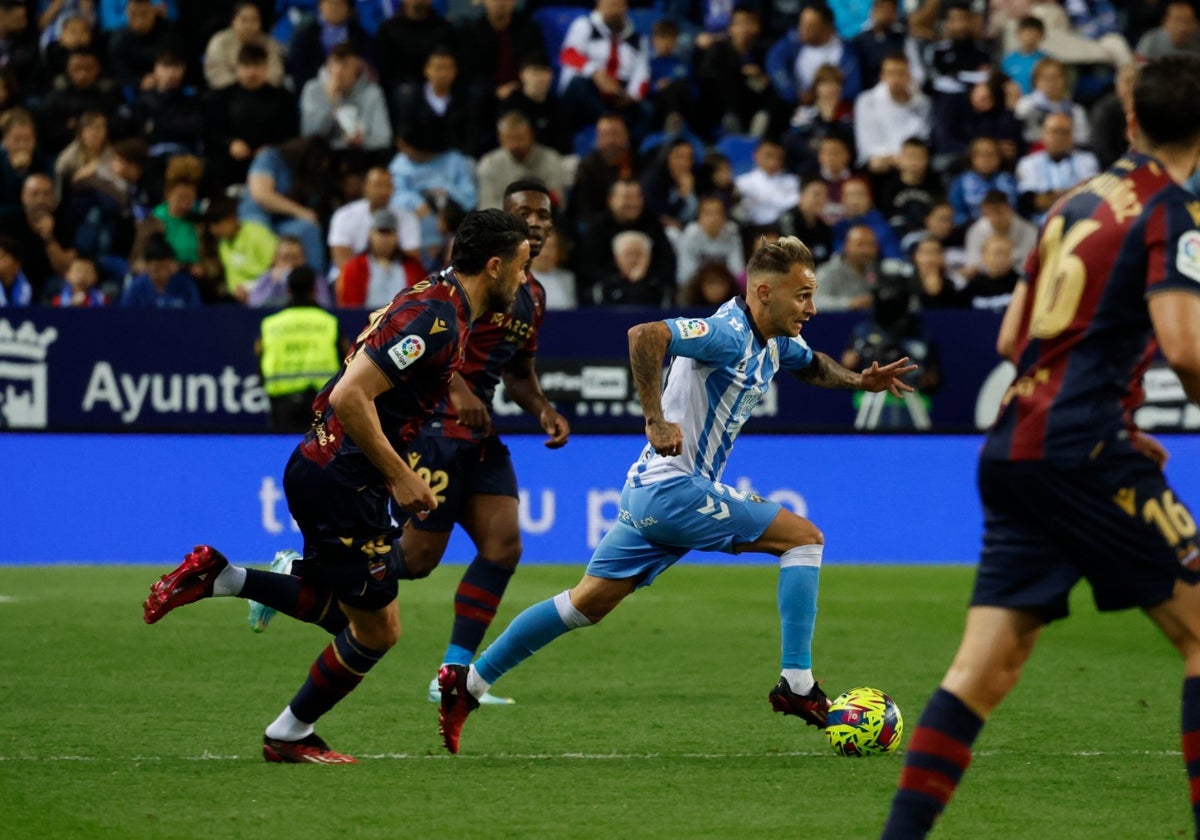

{"left": 387, "top": 335, "right": 426, "bottom": 370}
{"left": 676, "top": 318, "right": 709, "bottom": 339}
{"left": 1176, "top": 230, "right": 1200, "bottom": 283}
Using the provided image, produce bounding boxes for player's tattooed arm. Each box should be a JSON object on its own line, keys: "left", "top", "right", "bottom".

{"left": 628, "top": 321, "right": 683, "bottom": 456}
{"left": 792, "top": 352, "right": 862, "bottom": 388}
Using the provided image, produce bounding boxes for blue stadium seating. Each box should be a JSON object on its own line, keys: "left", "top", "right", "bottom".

{"left": 532, "top": 6, "right": 589, "bottom": 64}
{"left": 713, "top": 134, "right": 759, "bottom": 177}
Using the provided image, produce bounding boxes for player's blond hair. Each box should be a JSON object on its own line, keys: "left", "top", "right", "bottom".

{"left": 746, "top": 235, "right": 815, "bottom": 283}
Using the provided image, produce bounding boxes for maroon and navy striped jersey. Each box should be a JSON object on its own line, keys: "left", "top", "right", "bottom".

{"left": 984, "top": 152, "right": 1200, "bottom": 463}
{"left": 299, "top": 269, "right": 472, "bottom": 485}
{"left": 425, "top": 273, "right": 546, "bottom": 441}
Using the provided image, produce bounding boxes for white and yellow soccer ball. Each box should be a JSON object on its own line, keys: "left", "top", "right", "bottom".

{"left": 824, "top": 687, "right": 904, "bottom": 757}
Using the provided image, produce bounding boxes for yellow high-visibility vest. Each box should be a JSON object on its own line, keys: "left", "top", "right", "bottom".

{"left": 259, "top": 306, "right": 341, "bottom": 397}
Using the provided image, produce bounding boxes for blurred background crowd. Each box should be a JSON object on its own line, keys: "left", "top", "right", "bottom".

{"left": 0, "top": 0, "right": 1187, "bottom": 317}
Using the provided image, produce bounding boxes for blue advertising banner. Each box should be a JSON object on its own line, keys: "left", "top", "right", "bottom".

{"left": 4, "top": 433, "right": 1200, "bottom": 567}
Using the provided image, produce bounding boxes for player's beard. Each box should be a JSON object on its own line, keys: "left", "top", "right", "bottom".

{"left": 487, "top": 273, "right": 518, "bottom": 313}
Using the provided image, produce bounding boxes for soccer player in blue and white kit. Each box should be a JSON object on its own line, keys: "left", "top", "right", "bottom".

{"left": 437, "top": 236, "right": 917, "bottom": 753}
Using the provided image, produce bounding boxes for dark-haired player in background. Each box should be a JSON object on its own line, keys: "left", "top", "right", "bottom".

{"left": 406, "top": 179, "right": 571, "bottom": 706}
{"left": 882, "top": 55, "right": 1200, "bottom": 838}
{"left": 142, "top": 209, "right": 531, "bottom": 765}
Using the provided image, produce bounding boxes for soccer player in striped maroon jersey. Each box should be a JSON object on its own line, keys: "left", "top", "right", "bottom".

{"left": 883, "top": 55, "right": 1200, "bottom": 837}
{"left": 142, "top": 210, "right": 531, "bottom": 764}
{"left": 403, "top": 180, "right": 571, "bottom": 706}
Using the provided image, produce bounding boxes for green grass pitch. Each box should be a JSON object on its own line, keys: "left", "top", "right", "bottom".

{"left": 0, "top": 563, "right": 1192, "bottom": 839}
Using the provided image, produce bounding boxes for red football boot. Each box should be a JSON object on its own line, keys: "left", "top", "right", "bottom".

{"left": 437, "top": 664, "right": 480, "bottom": 754}
{"left": 143, "top": 545, "right": 229, "bottom": 625}
{"left": 263, "top": 733, "right": 357, "bottom": 764}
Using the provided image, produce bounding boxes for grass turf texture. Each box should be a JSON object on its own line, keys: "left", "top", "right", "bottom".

{"left": 0, "top": 564, "right": 1191, "bottom": 839}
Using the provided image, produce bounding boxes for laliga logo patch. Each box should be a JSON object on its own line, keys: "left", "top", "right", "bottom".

{"left": 388, "top": 335, "right": 426, "bottom": 370}
{"left": 675, "top": 318, "right": 709, "bottom": 340}
{"left": 1176, "top": 230, "right": 1200, "bottom": 283}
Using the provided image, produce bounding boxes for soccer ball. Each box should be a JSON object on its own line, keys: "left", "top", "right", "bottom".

{"left": 824, "top": 687, "right": 904, "bottom": 757}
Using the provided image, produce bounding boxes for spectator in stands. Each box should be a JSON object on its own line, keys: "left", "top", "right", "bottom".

{"left": 51, "top": 256, "right": 106, "bottom": 307}
{"left": 1014, "top": 57, "right": 1090, "bottom": 148}
{"left": 776, "top": 179, "right": 834, "bottom": 266}
{"left": 962, "top": 189, "right": 1036, "bottom": 278}
{"left": 134, "top": 154, "right": 202, "bottom": 272}
{"left": 300, "top": 42, "right": 391, "bottom": 161}
{"left": 203, "top": 43, "right": 298, "bottom": 191}
{"left": 924, "top": 2, "right": 990, "bottom": 171}
{"left": 646, "top": 17, "right": 693, "bottom": 130}
{"left": 578, "top": 177, "right": 675, "bottom": 303}
{"left": 911, "top": 237, "right": 965, "bottom": 309}
{"left": 833, "top": 176, "right": 902, "bottom": 260}
{"left": 245, "top": 234, "right": 328, "bottom": 309}
{"left": 557, "top": 0, "right": 651, "bottom": 139}
{"left": 39, "top": 47, "right": 125, "bottom": 155}
{"left": 874, "top": 136, "right": 941, "bottom": 238}
{"left": 949, "top": 137, "right": 1019, "bottom": 226}
{"left": 571, "top": 112, "right": 635, "bottom": 229}
{"left": 476, "top": 110, "right": 566, "bottom": 211}
{"left": 702, "top": 151, "right": 738, "bottom": 212}
{"left": 782, "top": 62, "right": 853, "bottom": 173}
{"left": 0, "top": 234, "right": 31, "bottom": 306}
{"left": 0, "top": 66, "right": 22, "bottom": 120}
{"left": 0, "top": 0, "right": 39, "bottom": 94}
{"left": 54, "top": 110, "right": 113, "bottom": 204}
{"left": 853, "top": 52, "right": 931, "bottom": 175}
{"left": 694, "top": 5, "right": 777, "bottom": 137}
{"left": 205, "top": 196, "right": 277, "bottom": 301}
{"left": 135, "top": 48, "right": 203, "bottom": 197}
{"left": 119, "top": 234, "right": 201, "bottom": 308}
{"left": 328, "top": 166, "right": 419, "bottom": 272}
{"left": 815, "top": 222, "right": 879, "bottom": 311}
{"left": 675, "top": 194, "right": 744, "bottom": 287}
{"left": 387, "top": 127, "right": 478, "bottom": 270}
{"left": 499, "top": 55, "right": 572, "bottom": 155}
{"left": 1001, "top": 15, "right": 1046, "bottom": 95}
{"left": 1090, "top": 62, "right": 1137, "bottom": 169}
{"left": 1136, "top": 0, "right": 1200, "bottom": 60}
{"left": 641, "top": 137, "right": 699, "bottom": 238}
{"left": 1016, "top": 112, "right": 1099, "bottom": 224}
{"left": 595, "top": 229, "right": 669, "bottom": 306}
{"left": 287, "top": 0, "right": 372, "bottom": 90}
{"left": 203, "top": 1, "right": 285, "bottom": 91}
{"left": 390, "top": 46, "right": 477, "bottom": 157}
{"left": 240, "top": 136, "right": 332, "bottom": 276}
{"left": 853, "top": 0, "right": 925, "bottom": 91}
{"left": 374, "top": 0, "right": 457, "bottom": 98}
{"left": 456, "top": 0, "right": 546, "bottom": 119}
{"left": 42, "top": 11, "right": 95, "bottom": 87}
{"left": 766, "top": 4, "right": 863, "bottom": 110}
{"left": 1, "top": 173, "right": 75, "bottom": 301}
{"left": 963, "top": 72, "right": 1024, "bottom": 169}
{"left": 530, "top": 227, "right": 576, "bottom": 310}
{"left": 900, "top": 198, "right": 966, "bottom": 272}
{"left": 734, "top": 136, "right": 798, "bottom": 227}
{"left": 108, "top": 0, "right": 183, "bottom": 93}
{"left": 809, "top": 132, "right": 856, "bottom": 224}
{"left": 960, "top": 234, "right": 1018, "bottom": 312}
{"left": 68, "top": 137, "right": 149, "bottom": 277}
{"left": 678, "top": 260, "right": 741, "bottom": 307}
{"left": 336, "top": 208, "right": 424, "bottom": 308}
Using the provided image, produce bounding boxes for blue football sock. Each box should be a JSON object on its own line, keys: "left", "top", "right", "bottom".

{"left": 778, "top": 545, "right": 822, "bottom": 674}
{"left": 475, "top": 591, "right": 590, "bottom": 685}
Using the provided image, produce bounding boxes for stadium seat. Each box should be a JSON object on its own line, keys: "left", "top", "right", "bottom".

{"left": 627, "top": 7, "right": 661, "bottom": 37}
{"left": 713, "top": 134, "right": 759, "bottom": 177}
{"left": 572, "top": 124, "right": 597, "bottom": 157}
{"left": 532, "top": 6, "right": 589, "bottom": 65}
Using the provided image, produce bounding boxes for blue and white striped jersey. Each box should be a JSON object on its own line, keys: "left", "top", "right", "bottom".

{"left": 627, "top": 297, "right": 815, "bottom": 487}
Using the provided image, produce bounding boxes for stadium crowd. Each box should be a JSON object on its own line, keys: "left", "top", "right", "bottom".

{"left": 0, "top": 0, "right": 1189, "bottom": 314}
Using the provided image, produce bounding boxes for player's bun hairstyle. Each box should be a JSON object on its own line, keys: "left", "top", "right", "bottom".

{"left": 1134, "top": 54, "right": 1200, "bottom": 149}
{"left": 746, "top": 236, "right": 816, "bottom": 281}
{"left": 451, "top": 208, "right": 531, "bottom": 275}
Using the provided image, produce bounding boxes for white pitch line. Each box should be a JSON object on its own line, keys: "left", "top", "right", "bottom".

{"left": 0, "top": 595, "right": 15, "bottom": 603}
{"left": 0, "top": 749, "right": 1184, "bottom": 762}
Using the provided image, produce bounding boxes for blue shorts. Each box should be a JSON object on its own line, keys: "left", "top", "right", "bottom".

{"left": 972, "top": 455, "right": 1200, "bottom": 621}
{"left": 283, "top": 447, "right": 403, "bottom": 611}
{"left": 586, "top": 475, "right": 783, "bottom": 588}
{"left": 402, "top": 433, "right": 518, "bottom": 533}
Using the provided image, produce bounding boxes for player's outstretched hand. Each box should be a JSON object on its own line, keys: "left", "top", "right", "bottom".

{"left": 391, "top": 470, "right": 438, "bottom": 517}
{"left": 1132, "top": 430, "right": 1170, "bottom": 469}
{"left": 540, "top": 406, "right": 571, "bottom": 449}
{"left": 450, "top": 386, "right": 492, "bottom": 436}
{"left": 646, "top": 418, "right": 683, "bottom": 457}
{"left": 860, "top": 357, "right": 919, "bottom": 397}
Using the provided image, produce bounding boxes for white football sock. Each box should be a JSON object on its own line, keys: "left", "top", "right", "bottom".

{"left": 212, "top": 564, "right": 246, "bottom": 597}
{"left": 782, "top": 668, "right": 815, "bottom": 695}
{"left": 264, "top": 706, "right": 313, "bottom": 742}
{"left": 466, "top": 665, "right": 491, "bottom": 700}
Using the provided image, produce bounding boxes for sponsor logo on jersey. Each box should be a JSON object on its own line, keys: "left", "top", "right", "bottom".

{"left": 675, "top": 318, "right": 709, "bottom": 339}
{"left": 388, "top": 335, "right": 426, "bottom": 370}
{"left": 1176, "top": 230, "right": 1200, "bottom": 283}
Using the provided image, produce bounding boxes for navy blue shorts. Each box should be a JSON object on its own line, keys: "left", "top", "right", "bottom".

{"left": 402, "top": 434, "right": 518, "bottom": 533}
{"left": 283, "top": 447, "right": 403, "bottom": 611}
{"left": 972, "top": 455, "right": 1200, "bottom": 621}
